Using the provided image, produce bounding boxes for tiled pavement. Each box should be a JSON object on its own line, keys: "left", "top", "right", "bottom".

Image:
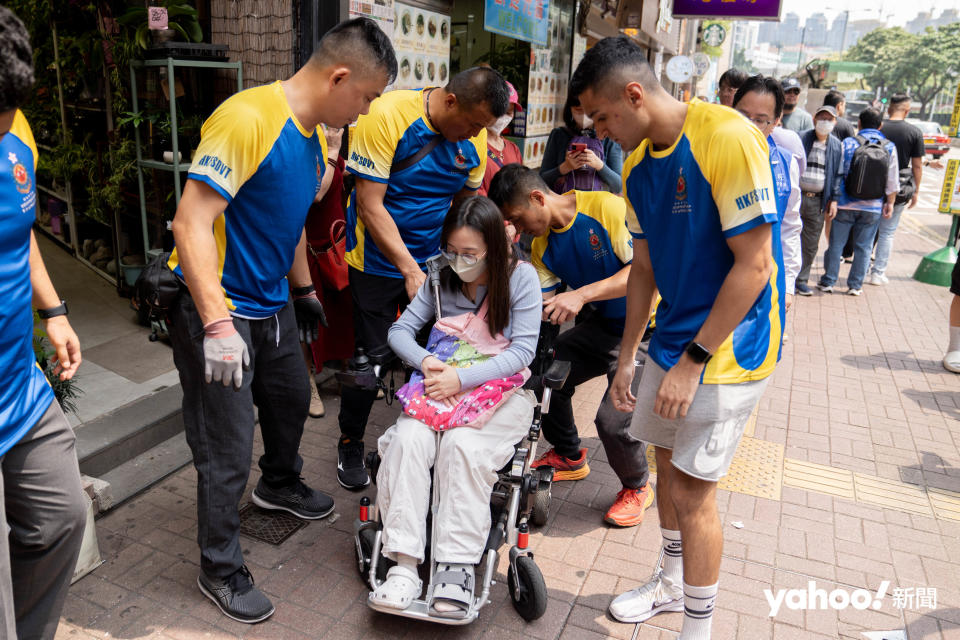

{"left": 57, "top": 216, "right": 960, "bottom": 640}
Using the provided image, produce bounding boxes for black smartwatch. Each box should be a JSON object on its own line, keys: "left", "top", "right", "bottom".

{"left": 684, "top": 340, "right": 712, "bottom": 364}
{"left": 37, "top": 300, "right": 68, "bottom": 319}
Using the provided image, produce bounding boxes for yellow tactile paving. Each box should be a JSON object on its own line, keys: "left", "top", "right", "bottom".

{"left": 854, "top": 473, "right": 935, "bottom": 516}
{"left": 782, "top": 458, "right": 856, "bottom": 500}
{"left": 639, "top": 420, "right": 957, "bottom": 520}
{"left": 928, "top": 487, "right": 960, "bottom": 521}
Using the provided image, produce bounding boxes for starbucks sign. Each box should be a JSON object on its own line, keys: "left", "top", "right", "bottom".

{"left": 703, "top": 23, "right": 726, "bottom": 47}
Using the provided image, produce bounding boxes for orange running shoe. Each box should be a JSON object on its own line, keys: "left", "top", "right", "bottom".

{"left": 604, "top": 483, "right": 655, "bottom": 527}
{"left": 531, "top": 448, "right": 590, "bottom": 481}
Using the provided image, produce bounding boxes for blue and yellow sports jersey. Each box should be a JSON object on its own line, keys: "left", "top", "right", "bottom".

{"left": 532, "top": 191, "right": 632, "bottom": 328}
{"left": 168, "top": 81, "right": 328, "bottom": 318}
{"left": 622, "top": 99, "right": 781, "bottom": 384}
{"left": 345, "top": 89, "right": 486, "bottom": 278}
{"left": 0, "top": 111, "right": 54, "bottom": 455}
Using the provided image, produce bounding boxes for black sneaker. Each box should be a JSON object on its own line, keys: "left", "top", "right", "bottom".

{"left": 252, "top": 477, "right": 334, "bottom": 520}
{"left": 338, "top": 438, "right": 370, "bottom": 490}
{"left": 795, "top": 282, "right": 813, "bottom": 296}
{"left": 198, "top": 565, "right": 274, "bottom": 624}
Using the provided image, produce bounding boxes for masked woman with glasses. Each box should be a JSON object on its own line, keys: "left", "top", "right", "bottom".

{"left": 370, "top": 196, "right": 542, "bottom": 618}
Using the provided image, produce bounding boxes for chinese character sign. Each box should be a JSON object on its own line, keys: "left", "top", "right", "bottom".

{"left": 485, "top": 0, "right": 550, "bottom": 47}
{"left": 672, "top": 0, "right": 781, "bottom": 20}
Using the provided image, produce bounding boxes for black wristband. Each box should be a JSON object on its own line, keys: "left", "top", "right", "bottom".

{"left": 292, "top": 285, "right": 315, "bottom": 297}
{"left": 685, "top": 340, "right": 712, "bottom": 364}
{"left": 38, "top": 300, "right": 68, "bottom": 319}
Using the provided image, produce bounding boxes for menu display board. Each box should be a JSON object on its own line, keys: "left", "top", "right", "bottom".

{"left": 392, "top": 2, "right": 451, "bottom": 90}
{"left": 349, "top": 0, "right": 395, "bottom": 32}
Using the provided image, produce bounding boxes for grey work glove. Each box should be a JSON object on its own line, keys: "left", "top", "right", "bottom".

{"left": 202, "top": 318, "right": 250, "bottom": 390}
{"left": 292, "top": 285, "right": 328, "bottom": 344}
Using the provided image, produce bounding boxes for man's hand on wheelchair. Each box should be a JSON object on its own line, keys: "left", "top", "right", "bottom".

{"left": 422, "top": 356, "right": 461, "bottom": 407}
{"left": 610, "top": 359, "right": 637, "bottom": 413}
{"left": 542, "top": 290, "right": 585, "bottom": 325}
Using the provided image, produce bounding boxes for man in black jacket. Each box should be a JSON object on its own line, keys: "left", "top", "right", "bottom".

{"left": 795, "top": 105, "right": 844, "bottom": 296}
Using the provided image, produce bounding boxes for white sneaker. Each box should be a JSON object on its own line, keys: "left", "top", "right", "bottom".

{"left": 944, "top": 351, "right": 960, "bottom": 373}
{"left": 867, "top": 273, "right": 888, "bottom": 286}
{"left": 816, "top": 283, "right": 833, "bottom": 293}
{"left": 847, "top": 288, "right": 862, "bottom": 296}
{"left": 608, "top": 572, "right": 684, "bottom": 623}
{"left": 308, "top": 383, "right": 325, "bottom": 418}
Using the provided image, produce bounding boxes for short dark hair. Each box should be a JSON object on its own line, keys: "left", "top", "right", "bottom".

{"left": 719, "top": 68, "right": 749, "bottom": 90}
{"left": 732, "top": 74, "right": 785, "bottom": 119}
{"left": 0, "top": 7, "right": 34, "bottom": 112}
{"left": 311, "top": 17, "right": 398, "bottom": 85}
{"left": 570, "top": 35, "right": 660, "bottom": 100}
{"left": 487, "top": 163, "right": 548, "bottom": 211}
{"left": 441, "top": 196, "right": 516, "bottom": 336}
{"left": 446, "top": 66, "right": 509, "bottom": 118}
{"left": 888, "top": 93, "right": 910, "bottom": 113}
{"left": 859, "top": 107, "right": 882, "bottom": 129}
{"left": 822, "top": 90, "right": 845, "bottom": 109}
{"left": 561, "top": 94, "right": 582, "bottom": 134}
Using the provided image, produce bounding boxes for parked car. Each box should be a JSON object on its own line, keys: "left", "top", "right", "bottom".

{"left": 844, "top": 100, "right": 872, "bottom": 124}
{"left": 907, "top": 119, "right": 951, "bottom": 159}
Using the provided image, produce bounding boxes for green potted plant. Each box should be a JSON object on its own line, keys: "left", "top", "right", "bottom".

{"left": 117, "top": 2, "right": 203, "bottom": 50}
{"left": 33, "top": 318, "right": 81, "bottom": 416}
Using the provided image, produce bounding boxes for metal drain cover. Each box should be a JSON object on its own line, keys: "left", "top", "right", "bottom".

{"left": 238, "top": 502, "right": 307, "bottom": 545}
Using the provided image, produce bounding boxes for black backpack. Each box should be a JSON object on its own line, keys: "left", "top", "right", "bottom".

{"left": 133, "top": 252, "right": 181, "bottom": 332}
{"left": 845, "top": 135, "right": 889, "bottom": 200}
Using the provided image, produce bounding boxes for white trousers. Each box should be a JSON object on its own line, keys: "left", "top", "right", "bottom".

{"left": 376, "top": 390, "right": 535, "bottom": 564}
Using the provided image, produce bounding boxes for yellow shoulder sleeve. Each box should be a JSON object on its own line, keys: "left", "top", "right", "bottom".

{"left": 530, "top": 235, "right": 560, "bottom": 290}
{"left": 11, "top": 110, "right": 37, "bottom": 171}
{"left": 466, "top": 128, "right": 487, "bottom": 190}
{"left": 347, "top": 90, "right": 415, "bottom": 183}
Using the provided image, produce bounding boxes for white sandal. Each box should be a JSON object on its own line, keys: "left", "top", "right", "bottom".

{"left": 371, "top": 565, "right": 422, "bottom": 610}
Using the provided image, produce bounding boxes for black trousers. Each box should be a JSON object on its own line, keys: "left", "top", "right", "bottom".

{"left": 170, "top": 291, "right": 309, "bottom": 578}
{"left": 338, "top": 267, "right": 413, "bottom": 442}
{"left": 535, "top": 315, "right": 650, "bottom": 490}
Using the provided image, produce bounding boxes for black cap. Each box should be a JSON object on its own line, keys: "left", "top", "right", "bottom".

{"left": 781, "top": 77, "right": 801, "bottom": 92}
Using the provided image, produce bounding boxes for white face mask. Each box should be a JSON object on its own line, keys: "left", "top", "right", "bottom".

{"left": 450, "top": 256, "right": 487, "bottom": 282}
{"left": 575, "top": 113, "right": 593, "bottom": 130}
{"left": 490, "top": 114, "right": 513, "bottom": 134}
{"left": 815, "top": 120, "right": 835, "bottom": 136}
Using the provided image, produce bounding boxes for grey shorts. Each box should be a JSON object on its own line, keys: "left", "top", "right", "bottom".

{"left": 629, "top": 359, "right": 769, "bottom": 482}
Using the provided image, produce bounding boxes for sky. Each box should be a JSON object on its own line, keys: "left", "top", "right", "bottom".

{"left": 780, "top": 0, "right": 957, "bottom": 27}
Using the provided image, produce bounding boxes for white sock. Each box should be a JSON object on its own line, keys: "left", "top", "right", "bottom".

{"left": 660, "top": 528, "right": 683, "bottom": 585}
{"left": 679, "top": 581, "right": 718, "bottom": 640}
{"left": 396, "top": 553, "right": 418, "bottom": 572}
{"left": 949, "top": 326, "right": 960, "bottom": 352}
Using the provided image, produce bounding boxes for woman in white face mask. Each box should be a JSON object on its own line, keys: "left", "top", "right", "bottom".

{"left": 539, "top": 94, "right": 624, "bottom": 194}
{"left": 478, "top": 81, "right": 525, "bottom": 197}
{"left": 371, "top": 196, "right": 542, "bottom": 617}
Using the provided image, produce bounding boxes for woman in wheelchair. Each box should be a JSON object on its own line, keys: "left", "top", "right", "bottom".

{"left": 371, "top": 196, "right": 542, "bottom": 618}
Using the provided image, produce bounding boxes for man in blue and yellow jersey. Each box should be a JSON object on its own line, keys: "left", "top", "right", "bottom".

{"left": 166, "top": 18, "right": 396, "bottom": 623}
{"left": 337, "top": 67, "right": 509, "bottom": 488}
{"left": 572, "top": 37, "right": 781, "bottom": 637}
{"left": 0, "top": 9, "right": 87, "bottom": 638}
{"left": 488, "top": 164, "right": 654, "bottom": 529}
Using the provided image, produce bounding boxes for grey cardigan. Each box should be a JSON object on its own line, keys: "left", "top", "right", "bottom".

{"left": 387, "top": 261, "right": 542, "bottom": 390}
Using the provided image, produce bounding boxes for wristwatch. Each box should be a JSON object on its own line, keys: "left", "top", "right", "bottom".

{"left": 37, "top": 300, "right": 68, "bottom": 319}
{"left": 684, "top": 340, "right": 712, "bottom": 364}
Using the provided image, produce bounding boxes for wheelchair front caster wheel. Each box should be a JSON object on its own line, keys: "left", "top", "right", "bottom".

{"left": 508, "top": 556, "right": 548, "bottom": 621}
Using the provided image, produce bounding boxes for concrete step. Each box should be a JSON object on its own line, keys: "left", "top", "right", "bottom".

{"left": 76, "top": 384, "right": 184, "bottom": 478}
{"left": 99, "top": 432, "right": 193, "bottom": 506}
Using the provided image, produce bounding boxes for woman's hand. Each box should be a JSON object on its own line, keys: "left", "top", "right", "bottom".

{"left": 422, "top": 357, "right": 461, "bottom": 406}
{"left": 578, "top": 148, "right": 604, "bottom": 171}
{"left": 559, "top": 149, "right": 582, "bottom": 175}
{"left": 324, "top": 126, "right": 344, "bottom": 160}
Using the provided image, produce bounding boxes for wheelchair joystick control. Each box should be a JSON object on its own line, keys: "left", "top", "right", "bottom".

{"left": 359, "top": 496, "right": 370, "bottom": 522}
{"left": 517, "top": 522, "right": 529, "bottom": 550}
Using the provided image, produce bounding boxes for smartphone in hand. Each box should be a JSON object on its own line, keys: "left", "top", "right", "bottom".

{"left": 568, "top": 142, "right": 587, "bottom": 153}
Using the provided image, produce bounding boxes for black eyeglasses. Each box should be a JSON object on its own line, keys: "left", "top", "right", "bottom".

{"left": 736, "top": 110, "right": 773, "bottom": 127}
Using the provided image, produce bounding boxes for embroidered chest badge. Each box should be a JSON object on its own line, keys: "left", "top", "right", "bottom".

{"left": 675, "top": 168, "right": 687, "bottom": 201}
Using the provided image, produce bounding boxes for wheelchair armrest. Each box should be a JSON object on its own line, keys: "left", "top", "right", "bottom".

{"left": 543, "top": 360, "right": 571, "bottom": 390}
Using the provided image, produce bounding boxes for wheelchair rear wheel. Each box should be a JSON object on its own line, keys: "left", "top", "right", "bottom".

{"left": 356, "top": 527, "right": 390, "bottom": 584}
{"left": 508, "top": 556, "right": 548, "bottom": 621}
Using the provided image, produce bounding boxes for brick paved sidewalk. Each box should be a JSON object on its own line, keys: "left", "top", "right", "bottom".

{"left": 57, "top": 220, "right": 960, "bottom": 640}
